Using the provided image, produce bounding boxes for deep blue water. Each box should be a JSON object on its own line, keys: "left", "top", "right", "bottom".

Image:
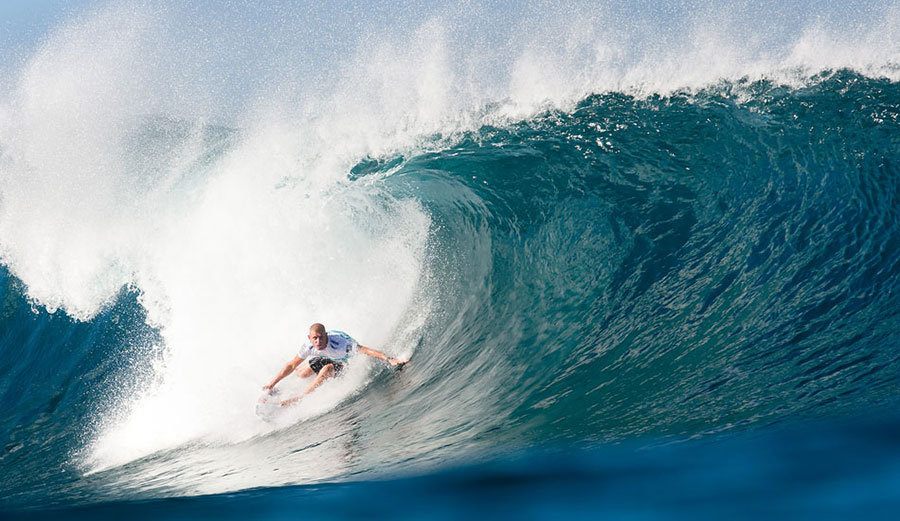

{"left": 2, "top": 4, "right": 900, "bottom": 517}
{"left": 5, "top": 415, "right": 900, "bottom": 520}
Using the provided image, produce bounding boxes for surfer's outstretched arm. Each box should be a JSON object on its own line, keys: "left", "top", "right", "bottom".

{"left": 359, "top": 346, "right": 409, "bottom": 367}
{"left": 264, "top": 355, "right": 304, "bottom": 389}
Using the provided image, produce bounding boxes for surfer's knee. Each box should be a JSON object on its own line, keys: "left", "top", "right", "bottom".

{"left": 320, "top": 364, "right": 335, "bottom": 377}
{"left": 296, "top": 364, "right": 314, "bottom": 378}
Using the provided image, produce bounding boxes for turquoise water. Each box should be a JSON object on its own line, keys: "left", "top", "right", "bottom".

{"left": 2, "top": 2, "right": 900, "bottom": 518}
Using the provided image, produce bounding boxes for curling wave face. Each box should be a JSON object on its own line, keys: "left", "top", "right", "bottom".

{"left": 1, "top": 0, "right": 899, "bottom": 510}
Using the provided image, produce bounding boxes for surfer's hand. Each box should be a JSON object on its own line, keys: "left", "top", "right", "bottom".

{"left": 389, "top": 357, "right": 409, "bottom": 367}
{"left": 262, "top": 384, "right": 273, "bottom": 391}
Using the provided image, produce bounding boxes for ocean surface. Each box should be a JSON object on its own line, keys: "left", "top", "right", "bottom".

{"left": 2, "top": 1, "right": 900, "bottom": 518}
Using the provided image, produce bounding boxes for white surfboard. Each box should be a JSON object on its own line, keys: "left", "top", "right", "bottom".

{"left": 256, "top": 389, "right": 283, "bottom": 421}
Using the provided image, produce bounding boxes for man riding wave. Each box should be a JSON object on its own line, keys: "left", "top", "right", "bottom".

{"left": 263, "top": 323, "right": 408, "bottom": 406}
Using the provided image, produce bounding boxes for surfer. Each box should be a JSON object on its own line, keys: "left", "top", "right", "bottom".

{"left": 262, "top": 323, "right": 408, "bottom": 406}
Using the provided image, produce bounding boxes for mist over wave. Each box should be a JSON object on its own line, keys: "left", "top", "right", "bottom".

{"left": 1, "top": 0, "right": 900, "bottom": 513}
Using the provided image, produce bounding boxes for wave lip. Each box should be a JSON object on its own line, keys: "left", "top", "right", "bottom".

{"left": 1, "top": 0, "right": 900, "bottom": 511}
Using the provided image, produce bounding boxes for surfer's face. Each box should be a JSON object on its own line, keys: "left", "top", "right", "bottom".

{"left": 309, "top": 330, "right": 328, "bottom": 350}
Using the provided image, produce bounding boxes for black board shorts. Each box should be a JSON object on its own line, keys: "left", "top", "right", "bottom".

{"left": 308, "top": 356, "right": 345, "bottom": 375}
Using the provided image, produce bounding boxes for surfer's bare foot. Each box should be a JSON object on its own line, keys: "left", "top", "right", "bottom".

{"left": 280, "top": 396, "right": 301, "bottom": 407}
